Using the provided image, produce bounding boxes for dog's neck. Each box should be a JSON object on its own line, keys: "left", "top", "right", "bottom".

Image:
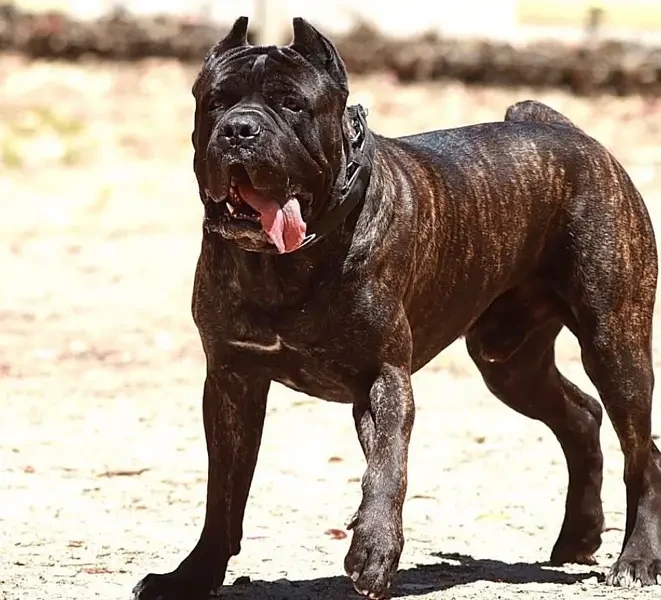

{"left": 297, "top": 104, "right": 376, "bottom": 250}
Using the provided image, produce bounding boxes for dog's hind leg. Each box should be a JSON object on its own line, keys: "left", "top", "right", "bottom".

{"left": 466, "top": 285, "right": 604, "bottom": 565}
{"left": 577, "top": 308, "right": 661, "bottom": 585}
{"left": 566, "top": 186, "right": 661, "bottom": 586}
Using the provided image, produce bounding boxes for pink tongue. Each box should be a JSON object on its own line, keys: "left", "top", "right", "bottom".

{"left": 237, "top": 184, "right": 306, "bottom": 253}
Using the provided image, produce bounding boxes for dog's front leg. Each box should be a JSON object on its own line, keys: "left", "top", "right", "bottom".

{"left": 132, "top": 369, "right": 270, "bottom": 600}
{"left": 345, "top": 361, "right": 415, "bottom": 599}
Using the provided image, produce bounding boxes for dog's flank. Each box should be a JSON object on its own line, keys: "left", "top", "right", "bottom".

{"left": 132, "top": 16, "right": 661, "bottom": 600}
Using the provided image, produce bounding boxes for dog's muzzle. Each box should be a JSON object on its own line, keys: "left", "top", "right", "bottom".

{"left": 217, "top": 109, "right": 264, "bottom": 150}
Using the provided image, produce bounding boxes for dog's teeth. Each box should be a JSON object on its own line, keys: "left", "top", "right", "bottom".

{"left": 226, "top": 201, "right": 235, "bottom": 214}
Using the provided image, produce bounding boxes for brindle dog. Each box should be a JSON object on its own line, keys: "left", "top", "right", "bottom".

{"left": 131, "top": 17, "right": 661, "bottom": 600}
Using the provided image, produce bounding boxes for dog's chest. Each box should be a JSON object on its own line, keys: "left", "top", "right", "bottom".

{"left": 227, "top": 334, "right": 285, "bottom": 353}
{"left": 197, "top": 255, "right": 375, "bottom": 401}
{"left": 221, "top": 322, "right": 369, "bottom": 403}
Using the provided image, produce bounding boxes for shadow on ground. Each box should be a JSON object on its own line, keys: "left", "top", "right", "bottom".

{"left": 215, "top": 552, "right": 603, "bottom": 599}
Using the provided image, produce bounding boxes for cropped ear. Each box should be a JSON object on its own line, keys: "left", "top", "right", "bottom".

{"left": 214, "top": 16, "right": 250, "bottom": 55}
{"left": 203, "top": 16, "right": 249, "bottom": 69}
{"left": 192, "top": 16, "right": 249, "bottom": 96}
{"left": 290, "top": 17, "right": 348, "bottom": 94}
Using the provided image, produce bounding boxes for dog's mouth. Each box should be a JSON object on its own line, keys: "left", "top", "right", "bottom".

{"left": 206, "top": 165, "right": 307, "bottom": 254}
{"left": 226, "top": 166, "right": 262, "bottom": 224}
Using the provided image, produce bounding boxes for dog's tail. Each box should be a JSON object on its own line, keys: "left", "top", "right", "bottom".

{"left": 504, "top": 100, "right": 577, "bottom": 128}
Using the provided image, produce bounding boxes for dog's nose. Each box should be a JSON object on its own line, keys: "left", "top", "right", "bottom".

{"left": 221, "top": 115, "right": 261, "bottom": 145}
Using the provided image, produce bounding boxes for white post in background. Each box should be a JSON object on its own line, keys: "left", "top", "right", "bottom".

{"left": 436, "top": 0, "right": 518, "bottom": 41}
{"left": 253, "top": 0, "right": 290, "bottom": 46}
{"left": 201, "top": 0, "right": 212, "bottom": 22}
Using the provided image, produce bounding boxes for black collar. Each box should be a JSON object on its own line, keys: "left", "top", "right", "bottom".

{"left": 297, "top": 104, "right": 375, "bottom": 250}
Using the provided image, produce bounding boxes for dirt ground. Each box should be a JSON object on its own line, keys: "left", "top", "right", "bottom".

{"left": 2, "top": 55, "right": 661, "bottom": 600}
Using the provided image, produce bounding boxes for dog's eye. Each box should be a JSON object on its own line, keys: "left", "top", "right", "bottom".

{"left": 208, "top": 98, "right": 227, "bottom": 113}
{"left": 208, "top": 91, "right": 237, "bottom": 113}
{"left": 282, "top": 98, "right": 305, "bottom": 113}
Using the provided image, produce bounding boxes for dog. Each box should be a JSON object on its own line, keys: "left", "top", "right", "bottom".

{"left": 131, "top": 17, "right": 661, "bottom": 599}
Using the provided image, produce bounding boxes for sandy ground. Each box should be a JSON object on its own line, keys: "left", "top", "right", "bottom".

{"left": 2, "top": 55, "right": 661, "bottom": 600}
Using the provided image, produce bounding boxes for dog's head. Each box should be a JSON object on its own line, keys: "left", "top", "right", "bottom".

{"left": 192, "top": 17, "right": 350, "bottom": 254}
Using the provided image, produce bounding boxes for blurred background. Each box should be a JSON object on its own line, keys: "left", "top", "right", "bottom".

{"left": 3, "top": 2, "right": 661, "bottom": 599}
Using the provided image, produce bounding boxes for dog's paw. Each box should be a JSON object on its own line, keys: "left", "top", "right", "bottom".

{"left": 550, "top": 525, "right": 602, "bottom": 566}
{"left": 344, "top": 517, "right": 403, "bottom": 599}
{"left": 130, "top": 572, "right": 210, "bottom": 600}
{"left": 605, "top": 557, "right": 661, "bottom": 587}
{"left": 550, "top": 545, "right": 598, "bottom": 566}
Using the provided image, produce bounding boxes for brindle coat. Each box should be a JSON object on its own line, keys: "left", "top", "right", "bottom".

{"left": 132, "top": 18, "right": 661, "bottom": 600}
